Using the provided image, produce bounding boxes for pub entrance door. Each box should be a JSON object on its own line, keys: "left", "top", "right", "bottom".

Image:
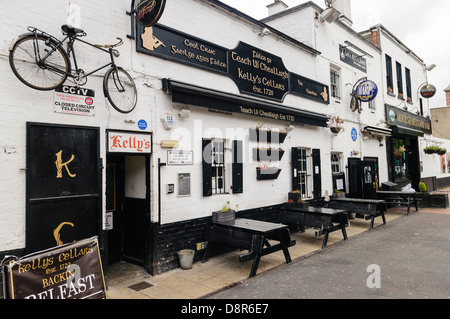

{"left": 348, "top": 158, "right": 376, "bottom": 199}
{"left": 106, "top": 154, "right": 151, "bottom": 270}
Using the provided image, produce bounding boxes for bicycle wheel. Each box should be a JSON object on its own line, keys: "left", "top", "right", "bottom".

{"left": 104, "top": 67, "right": 137, "bottom": 113}
{"left": 9, "top": 35, "right": 69, "bottom": 90}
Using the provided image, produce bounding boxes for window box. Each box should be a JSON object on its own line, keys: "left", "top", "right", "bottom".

{"left": 256, "top": 167, "right": 282, "bottom": 180}
{"left": 212, "top": 209, "right": 236, "bottom": 223}
{"left": 249, "top": 129, "right": 287, "bottom": 144}
{"left": 252, "top": 148, "right": 285, "bottom": 161}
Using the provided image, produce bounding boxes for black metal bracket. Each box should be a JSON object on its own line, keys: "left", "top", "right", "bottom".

{"left": 126, "top": 0, "right": 137, "bottom": 40}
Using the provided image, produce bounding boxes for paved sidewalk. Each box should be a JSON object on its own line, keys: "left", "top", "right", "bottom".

{"left": 106, "top": 207, "right": 414, "bottom": 299}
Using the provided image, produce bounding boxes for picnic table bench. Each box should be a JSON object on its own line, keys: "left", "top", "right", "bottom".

{"left": 202, "top": 218, "right": 295, "bottom": 278}
{"left": 376, "top": 191, "right": 418, "bottom": 215}
{"left": 328, "top": 198, "right": 387, "bottom": 229}
{"left": 279, "top": 206, "right": 348, "bottom": 249}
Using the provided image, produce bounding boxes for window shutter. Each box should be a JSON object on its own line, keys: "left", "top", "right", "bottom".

{"left": 291, "top": 147, "right": 301, "bottom": 191}
{"left": 232, "top": 140, "right": 243, "bottom": 194}
{"left": 202, "top": 138, "right": 212, "bottom": 197}
{"left": 312, "top": 149, "right": 322, "bottom": 198}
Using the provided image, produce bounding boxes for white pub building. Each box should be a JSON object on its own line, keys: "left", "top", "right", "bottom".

{"left": 0, "top": 0, "right": 440, "bottom": 280}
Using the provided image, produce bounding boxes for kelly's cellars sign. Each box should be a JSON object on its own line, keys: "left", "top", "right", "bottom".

{"left": 137, "top": 24, "right": 329, "bottom": 104}
{"left": 1, "top": 237, "right": 107, "bottom": 299}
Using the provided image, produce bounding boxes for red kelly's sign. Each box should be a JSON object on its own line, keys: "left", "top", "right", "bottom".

{"left": 107, "top": 131, "right": 152, "bottom": 154}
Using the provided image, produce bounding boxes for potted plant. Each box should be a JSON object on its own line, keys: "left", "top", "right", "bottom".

{"left": 285, "top": 190, "right": 309, "bottom": 209}
{"left": 417, "top": 182, "right": 430, "bottom": 208}
{"left": 212, "top": 201, "right": 235, "bottom": 223}
{"left": 437, "top": 148, "right": 447, "bottom": 156}
{"left": 328, "top": 116, "right": 344, "bottom": 134}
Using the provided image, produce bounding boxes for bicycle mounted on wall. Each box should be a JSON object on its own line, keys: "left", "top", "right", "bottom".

{"left": 9, "top": 24, "right": 137, "bottom": 113}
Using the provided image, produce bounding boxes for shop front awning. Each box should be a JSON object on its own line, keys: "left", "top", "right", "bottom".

{"left": 390, "top": 125, "right": 424, "bottom": 137}
{"left": 162, "top": 79, "right": 329, "bottom": 128}
{"left": 362, "top": 126, "right": 392, "bottom": 137}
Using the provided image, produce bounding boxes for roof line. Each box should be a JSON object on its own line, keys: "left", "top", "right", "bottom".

{"left": 206, "top": 0, "right": 321, "bottom": 56}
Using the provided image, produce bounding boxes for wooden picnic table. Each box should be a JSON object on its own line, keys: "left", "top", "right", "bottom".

{"left": 202, "top": 218, "right": 295, "bottom": 278}
{"left": 279, "top": 206, "right": 348, "bottom": 249}
{"left": 328, "top": 198, "right": 387, "bottom": 229}
{"left": 376, "top": 191, "right": 418, "bottom": 215}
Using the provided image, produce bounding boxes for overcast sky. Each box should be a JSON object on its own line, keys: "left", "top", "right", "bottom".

{"left": 221, "top": 0, "right": 449, "bottom": 108}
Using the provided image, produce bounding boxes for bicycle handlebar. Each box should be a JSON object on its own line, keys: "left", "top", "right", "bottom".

{"left": 95, "top": 37, "right": 123, "bottom": 49}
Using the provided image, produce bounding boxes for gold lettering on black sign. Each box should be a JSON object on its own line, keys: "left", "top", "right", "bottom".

{"left": 55, "top": 151, "right": 76, "bottom": 179}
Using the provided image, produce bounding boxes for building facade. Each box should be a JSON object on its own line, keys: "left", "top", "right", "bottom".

{"left": 0, "top": 0, "right": 442, "bottom": 278}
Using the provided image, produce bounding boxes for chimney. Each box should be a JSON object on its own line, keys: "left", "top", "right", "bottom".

{"left": 267, "top": 0, "right": 288, "bottom": 16}
{"left": 445, "top": 84, "right": 450, "bottom": 107}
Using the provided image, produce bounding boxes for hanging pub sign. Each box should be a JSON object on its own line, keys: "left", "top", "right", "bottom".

{"left": 137, "top": 24, "right": 330, "bottom": 104}
{"left": 420, "top": 84, "right": 437, "bottom": 99}
{"left": 1, "top": 237, "right": 107, "bottom": 299}
{"left": 356, "top": 80, "right": 378, "bottom": 102}
{"left": 136, "top": 0, "right": 166, "bottom": 27}
{"left": 339, "top": 44, "right": 367, "bottom": 73}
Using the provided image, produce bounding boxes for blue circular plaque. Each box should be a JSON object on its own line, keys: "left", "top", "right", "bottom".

{"left": 351, "top": 127, "right": 358, "bottom": 142}
{"left": 138, "top": 119, "right": 148, "bottom": 130}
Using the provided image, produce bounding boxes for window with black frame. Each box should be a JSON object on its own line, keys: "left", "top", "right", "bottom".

{"left": 386, "top": 54, "right": 393, "bottom": 94}
{"left": 393, "top": 138, "right": 409, "bottom": 181}
{"left": 211, "top": 140, "right": 225, "bottom": 194}
{"left": 396, "top": 61, "right": 404, "bottom": 99}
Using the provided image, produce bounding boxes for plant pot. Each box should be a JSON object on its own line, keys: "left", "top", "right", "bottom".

{"left": 212, "top": 209, "right": 235, "bottom": 223}
{"left": 177, "top": 249, "right": 195, "bottom": 270}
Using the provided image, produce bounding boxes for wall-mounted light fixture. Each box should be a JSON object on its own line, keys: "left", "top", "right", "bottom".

{"left": 160, "top": 140, "right": 179, "bottom": 148}
{"left": 425, "top": 64, "right": 436, "bottom": 71}
{"left": 259, "top": 28, "right": 272, "bottom": 37}
{"left": 286, "top": 125, "right": 294, "bottom": 132}
{"left": 410, "top": 107, "right": 421, "bottom": 116}
{"left": 179, "top": 109, "right": 191, "bottom": 119}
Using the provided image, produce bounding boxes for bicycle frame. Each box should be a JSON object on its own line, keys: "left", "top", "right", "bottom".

{"left": 30, "top": 27, "right": 118, "bottom": 80}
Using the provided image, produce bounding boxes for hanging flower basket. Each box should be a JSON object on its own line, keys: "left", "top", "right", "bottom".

{"left": 437, "top": 148, "right": 447, "bottom": 156}
{"left": 424, "top": 146, "right": 439, "bottom": 154}
{"left": 330, "top": 127, "right": 342, "bottom": 134}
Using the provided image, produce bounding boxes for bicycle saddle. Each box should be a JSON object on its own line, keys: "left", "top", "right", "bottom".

{"left": 61, "top": 24, "right": 85, "bottom": 35}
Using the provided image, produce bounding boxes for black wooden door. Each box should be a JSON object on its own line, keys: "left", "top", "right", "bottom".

{"left": 26, "top": 123, "right": 101, "bottom": 254}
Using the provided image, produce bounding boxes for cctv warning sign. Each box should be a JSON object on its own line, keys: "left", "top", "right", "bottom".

{"left": 54, "top": 85, "right": 96, "bottom": 116}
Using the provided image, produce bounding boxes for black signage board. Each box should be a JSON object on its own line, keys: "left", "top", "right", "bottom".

{"left": 385, "top": 104, "right": 432, "bottom": 135}
{"left": 137, "top": 24, "right": 228, "bottom": 74}
{"left": 290, "top": 73, "right": 330, "bottom": 104}
{"left": 26, "top": 123, "right": 100, "bottom": 254}
{"left": 2, "top": 237, "right": 107, "bottom": 299}
{"left": 339, "top": 44, "right": 367, "bottom": 73}
{"left": 138, "top": 25, "right": 330, "bottom": 104}
{"left": 228, "top": 41, "right": 290, "bottom": 102}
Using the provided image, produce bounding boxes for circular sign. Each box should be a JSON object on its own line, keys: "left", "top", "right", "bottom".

{"left": 351, "top": 128, "right": 358, "bottom": 142}
{"left": 136, "top": 0, "right": 166, "bottom": 27}
{"left": 356, "top": 80, "right": 378, "bottom": 102}
{"left": 420, "top": 84, "right": 437, "bottom": 99}
{"left": 138, "top": 119, "right": 148, "bottom": 130}
{"left": 85, "top": 97, "right": 93, "bottom": 106}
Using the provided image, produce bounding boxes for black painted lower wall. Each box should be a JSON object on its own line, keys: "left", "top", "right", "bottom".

{"left": 152, "top": 204, "right": 282, "bottom": 275}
